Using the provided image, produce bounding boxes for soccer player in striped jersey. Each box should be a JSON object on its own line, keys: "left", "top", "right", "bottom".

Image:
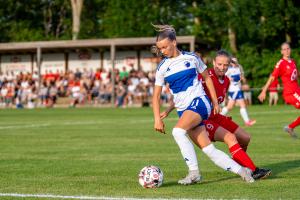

{"left": 220, "top": 57, "right": 256, "bottom": 126}
{"left": 152, "top": 24, "right": 254, "bottom": 185}
{"left": 259, "top": 42, "right": 299, "bottom": 138}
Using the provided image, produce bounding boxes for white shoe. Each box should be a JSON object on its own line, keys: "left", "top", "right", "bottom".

{"left": 283, "top": 126, "right": 298, "bottom": 138}
{"left": 239, "top": 167, "right": 255, "bottom": 183}
{"left": 178, "top": 170, "right": 202, "bottom": 185}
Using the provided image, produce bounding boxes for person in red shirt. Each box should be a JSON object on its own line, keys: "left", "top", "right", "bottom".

{"left": 268, "top": 78, "right": 280, "bottom": 106}
{"left": 258, "top": 42, "right": 299, "bottom": 138}
{"left": 162, "top": 50, "right": 271, "bottom": 180}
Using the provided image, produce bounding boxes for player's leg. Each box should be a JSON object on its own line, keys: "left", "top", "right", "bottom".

{"left": 214, "top": 126, "right": 256, "bottom": 171}
{"left": 283, "top": 92, "right": 300, "bottom": 138}
{"left": 207, "top": 115, "right": 271, "bottom": 180}
{"left": 189, "top": 126, "right": 254, "bottom": 183}
{"left": 274, "top": 92, "right": 278, "bottom": 105}
{"left": 173, "top": 96, "right": 213, "bottom": 185}
{"left": 229, "top": 124, "right": 272, "bottom": 179}
{"left": 233, "top": 127, "right": 251, "bottom": 151}
{"left": 285, "top": 116, "right": 300, "bottom": 138}
{"left": 237, "top": 99, "right": 256, "bottom": 126}
{"left": 269, "top": 92, "right": 274, "bottom": 106}
{"left": 173, "top": 110, "right": 203, "bottom": 185}
{"left": 214, "top": 113, "right": 250, "bottom": 151}
{"left": 221, "top": 99, "right": 235, "bottom": 115}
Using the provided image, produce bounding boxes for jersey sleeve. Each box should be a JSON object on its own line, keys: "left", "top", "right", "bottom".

{"left": 154, "top": 67, "right": 165, "bottom": 86}
{"left": 271, "top": 60, "right": 282, "bottom": 78}
{"left": 239, "top": 65, "right": 245, "bottom": 76}
{"left": 194, "top": 55, "right": 207, "bottom": 74}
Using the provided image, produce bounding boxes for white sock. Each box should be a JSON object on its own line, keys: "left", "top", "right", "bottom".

{"left": 221, "top": 107, "right": 228, "bottom": 116}
{"left": 172, "top": 128, "right": 199, "bottom": 171}
{"left": 202, "top": 144, "right": 242, "bottom": 174}
{"left": 240, "top": 107, "right": 250, "bottom": 123}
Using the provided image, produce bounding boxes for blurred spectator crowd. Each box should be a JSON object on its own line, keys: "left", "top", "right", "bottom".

{"left": 0, "top": 67, "right": 172, "bottom": 109}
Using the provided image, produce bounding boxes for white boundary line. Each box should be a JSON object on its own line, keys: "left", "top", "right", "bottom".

{"left": 0, "top": 193, "right": 204, "bottom": 200}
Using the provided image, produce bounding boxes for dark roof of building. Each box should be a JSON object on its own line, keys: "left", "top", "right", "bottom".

{"left": 0, "top": 36, "right": 195, "bottom": 53}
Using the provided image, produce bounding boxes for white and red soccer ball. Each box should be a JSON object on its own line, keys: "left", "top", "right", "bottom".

{"left": 138, "top": 165, "right": 163, "bottom": 188}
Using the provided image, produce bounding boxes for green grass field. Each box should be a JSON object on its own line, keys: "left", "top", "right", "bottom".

{"left": 0, "top": 105, "right": 299, "bottom": 199}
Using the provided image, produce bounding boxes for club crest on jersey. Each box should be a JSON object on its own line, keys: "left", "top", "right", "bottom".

{"left": 184, "top": 61, "right": 191, "bottom": 68}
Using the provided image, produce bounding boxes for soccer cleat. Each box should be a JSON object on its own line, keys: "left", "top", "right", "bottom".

{"left": 178, "top": 170, "right": 202, "bottom": 185}
{"left": 252, "top": 168, "right": 272, "bottom": 180}
{"left": 283, "top": 126, "right": 298, "bottom": 138}
{"left": 239, "top": 167, "right": 255, "bottom": 183}
{"left": 245, "top": 119, "right": 256, "bottom": 126}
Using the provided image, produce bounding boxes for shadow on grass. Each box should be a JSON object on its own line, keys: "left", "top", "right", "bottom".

{"left": 263, "top": 159, "right": 300, "bottom": 178}
{"left": 162, "top": 160, "right": 300, "bottom": 187}
{"left": 162, "top": 176, "right": 236, "bottom": 187}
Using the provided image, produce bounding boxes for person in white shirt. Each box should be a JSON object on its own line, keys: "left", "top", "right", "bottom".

{"left": 221, "top": 57, "right": 256, "bottom": 126}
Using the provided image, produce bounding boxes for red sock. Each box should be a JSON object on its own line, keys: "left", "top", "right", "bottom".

{"left": 229, "top": 143, "right": 256, "bottom": 172}
{"left": 288, "top": 116, "right": 300, "bottom": 129}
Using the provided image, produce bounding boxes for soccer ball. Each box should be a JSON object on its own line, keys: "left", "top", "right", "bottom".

{"left": 138, "top": 165, "right": 163, "bottom": 188}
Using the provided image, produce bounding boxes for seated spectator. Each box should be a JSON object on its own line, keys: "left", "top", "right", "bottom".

{"left": 47, "top": 81, "right": 58, "bottom": 108}
{"left": 268, "top": 78, "right": 280, "bottom": 106}
{"left": 115, "top": 81, "right": 126, "bottom": 107}
{"left": 99, "top": 80, "right": 112, "bottom": 104}
{"left": 38, "top": 81, "right": 49, "bottom": 107}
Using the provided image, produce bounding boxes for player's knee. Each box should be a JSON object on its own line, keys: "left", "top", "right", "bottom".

{"left": 235, "top": 129, "right": 251, "bottom": 145}
{"left": 224, "top": 133, "right": 238, "bottom": 145}
{"left": 244, "top": 134, "right": 251, "bottom": 144}
{"left": 172, "top": 127, "right": 186, "bottom": 138}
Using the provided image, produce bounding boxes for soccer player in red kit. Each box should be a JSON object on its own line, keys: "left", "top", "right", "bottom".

{"left": 162, "top": 50, "right": 271, "bottom": 180}
{"left": 198, "top": 50, "right": 271, "bottom": 179}
{"left": 258, "top": 42, "right": 299, "bottom": 138}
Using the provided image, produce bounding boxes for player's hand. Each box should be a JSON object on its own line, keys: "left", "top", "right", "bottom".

{"left": 154, "top": 119, "right": 166, "bottom": 134}
{"left": 160, "top": 111, "right": 169, "bottom": 120}
{"left": 213, "top": 103, "right": 221, "bottom": 115}
{"left": 258, "top": 91, "right": 266, "bottom": 102}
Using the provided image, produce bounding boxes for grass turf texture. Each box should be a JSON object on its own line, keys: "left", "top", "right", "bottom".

{"left": 0, "top": 105, "right": 299, "bottom": 199}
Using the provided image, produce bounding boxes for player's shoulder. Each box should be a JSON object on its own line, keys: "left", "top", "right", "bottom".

{"left": 182, "top": 51, "right": 202, "bottom": 61}
{"left": 156, "top": 57, "right": 168, "bottom": 71}
{"left": 275, "top": 59, "right": 285, "bottom": 68}
{"left": 182, "top": 51, "right": 198, "bottom": 57}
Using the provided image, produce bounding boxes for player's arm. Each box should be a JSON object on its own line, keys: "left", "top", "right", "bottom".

{"left": 258, "top": 75, "right": 275, "bottom": 102}
{"left": 152, "top": 85, "right": 165, "bottom": 134}
{"left": 160, "top": 97, "right": 175, "bottom": 120}
{"left": 201, "top": 69, "right": 221, "bottom": 114}
{"left": 241, "top": 74, "right": 247, "bottom": 84}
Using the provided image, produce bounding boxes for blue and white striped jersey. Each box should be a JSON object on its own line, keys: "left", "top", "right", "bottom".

{"left": 155, "top": 51, "right": 207, "bottom": 111}
{"left": 226, "top": 65, "right": 243, "bottom": 92}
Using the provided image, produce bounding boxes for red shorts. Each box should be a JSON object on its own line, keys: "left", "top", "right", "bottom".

{"left": 283, "top": 89, "right": 300, "bottom": 109}
{"left": 204, "top": 113, "right": 239, "bottom": 141}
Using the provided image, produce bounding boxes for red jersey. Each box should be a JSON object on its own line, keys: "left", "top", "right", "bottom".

{"left": 199, "top": 68, "right": 230, "bottom": 104}
{"left": 200, "top": 68, "right": 239, "bottom": 139}
{"left": 272, "top": 58, "right": 299, "bottom": 96}
{"left": 268, "top": 78, "right": 279, "bottom": 92}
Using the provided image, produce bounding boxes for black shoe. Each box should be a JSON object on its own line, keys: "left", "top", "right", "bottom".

{"left": 252, "top": 168, "right": 272, "bottom": 180}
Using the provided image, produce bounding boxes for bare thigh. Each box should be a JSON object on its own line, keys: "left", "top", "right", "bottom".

{"left": 188, "top": 126, "right": 212, "bottom": 149}
{"left": 175, "top": 110, "right": 202, "bottom": 131}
